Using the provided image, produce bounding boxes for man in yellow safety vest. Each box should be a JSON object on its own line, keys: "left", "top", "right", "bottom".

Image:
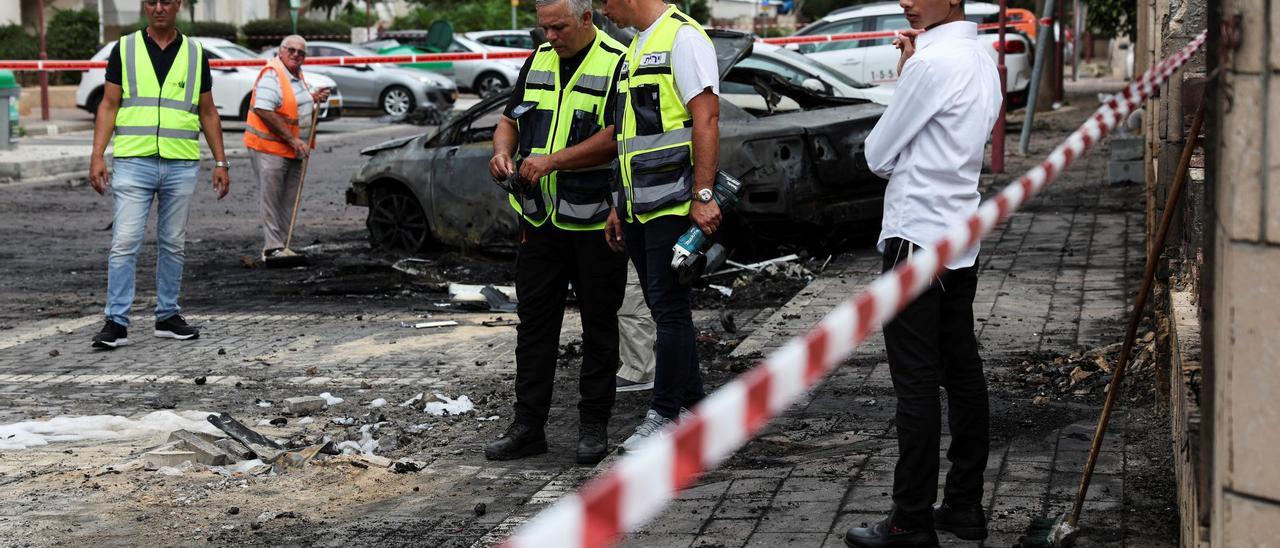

{"left": 87, "top": 0, "right": 229, "bottom": 349}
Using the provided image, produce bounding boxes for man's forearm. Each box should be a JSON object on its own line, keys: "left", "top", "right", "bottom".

{"left": 493, "top": 118, "right": 518, "bottom": 157}
{"left": 254, "top": 108, "right": 296, "bottom": 144}
{"left": 91, "top": 104, "right": 118, "bottom": 159}
{"left": 689, "top": 93, "right": 719, "bottom": 191}
{"left": 200, "top": 105, "right": 226, "bottom": 161}
{"left": 550, "top": 126, "right": 617, "bottom": 171}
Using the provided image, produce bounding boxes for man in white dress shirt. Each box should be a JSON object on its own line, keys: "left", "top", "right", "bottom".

{"left": 844, "top": 0, "right": 1001, "bottom": 546}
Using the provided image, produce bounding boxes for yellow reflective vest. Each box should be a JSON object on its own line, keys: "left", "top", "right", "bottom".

{"left": 113, "top": 31, "right": 204, "bottom": 160}
{"left": 509, "top": 30, "right": 625, "bottom": 231}
{"left": 615, "top": 6, "right": 710, "bottom": 223}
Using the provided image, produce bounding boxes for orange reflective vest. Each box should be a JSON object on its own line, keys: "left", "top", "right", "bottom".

{"left": 244, "top": 57, "right": 308, "bottom": 159}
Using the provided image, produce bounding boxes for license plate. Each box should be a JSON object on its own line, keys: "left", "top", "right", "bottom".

{"left": 329, "top": 98, "right": 341, "bottom": 107}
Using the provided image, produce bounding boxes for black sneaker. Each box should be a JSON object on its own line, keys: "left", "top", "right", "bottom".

{"left": 933, "top": 502, "right": 988, "bottom": 540}
{"left": 155, "top": 314, "right": 200, "bottom": 340}
{"left": 91, "top": 320, "right": 129, "bottom": 349}
{"left": 484, "top": 422, "right": 547, "bottom": 461}
{"left": 577, "top": 422, "right": 608, "bottom": 465}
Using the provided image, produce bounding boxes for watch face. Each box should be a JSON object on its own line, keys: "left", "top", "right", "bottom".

{"left": 698, "top": 189, "right": 713, "bottom": 202}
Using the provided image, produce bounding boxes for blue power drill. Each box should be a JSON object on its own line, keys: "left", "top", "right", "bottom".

{"left": 671, "top": 171, "right": 745, "bottom": 285}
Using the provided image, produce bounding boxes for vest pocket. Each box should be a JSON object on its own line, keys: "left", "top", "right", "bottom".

{"left": 629, "top": 84, "right": 664, "bottom": 136}
{"left": 566, "top": 109, "right": 602, "bottom": 147}
{"left": 515, "top": 105, "right": 553, "bottom": 157}
{"left": 628, "top": 145, "right": 692, "bottom": 214}
{"left": 555, "top": 170, "right": 613, "bottom": 225}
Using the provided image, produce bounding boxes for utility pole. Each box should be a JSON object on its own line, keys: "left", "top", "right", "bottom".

{"left": 511, "top": 0, "right": 518, "bottom": 30}
{"left": 37, "top": 0, "right": 49, "bottom": 121}
{"left": 992, "top": 0, "right": 1007, "bottom": 173}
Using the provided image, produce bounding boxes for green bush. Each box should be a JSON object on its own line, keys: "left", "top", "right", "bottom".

{"left": 0, "top": 25, "right": 38, "bottom": 60}
{"left": 45, "top": 9, "right": 100, "bottom": 85}
{"left": 241, "top": 18, "right": 351, "bottom": 50}
{"left": 127, "top": 20, "right": 239, "bottom": 41}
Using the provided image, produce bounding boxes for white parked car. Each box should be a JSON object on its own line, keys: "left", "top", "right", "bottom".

{"left": 791, "top": 1, "right": 1032, "bottom": 109}
{"left": 465, "top": 30, "right": 535, "bottom": 51}
{"left": 263, "top": 41, "right": 458, "bottom": 117}
{"left": 365, "top": 31, "right": 525, "bottom": 97}
{"left": 76, "top": 37, "right": 344, "bottom": 121}
{"left": 732, "top": 41, "right": 895, "bottom": 107}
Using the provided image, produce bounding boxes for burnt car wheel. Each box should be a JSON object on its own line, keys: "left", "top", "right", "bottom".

{"left": 367, "top": 187, "right": 431, "bottom": 252}
{"left": 474, "top": 72, "right": 509, "bottom": 99}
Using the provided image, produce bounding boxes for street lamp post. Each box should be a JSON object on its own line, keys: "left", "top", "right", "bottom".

{"left": 38, "top": 0, "right": 49, "bottom": 121}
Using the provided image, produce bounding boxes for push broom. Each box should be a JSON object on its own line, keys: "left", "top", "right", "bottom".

{"left": 264, "top": 103, "right": 321, "bottom": 269}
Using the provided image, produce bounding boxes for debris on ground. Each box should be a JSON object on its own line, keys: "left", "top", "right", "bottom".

{"left": 399, "top": 320, "right": 459, "bottom": 329}
{"left": 449, "top": 283, "right": 517, "bottom": 310}
{"left": 482, "top": 317, "right": 519, "bottom": 327}
{"left": 1013, "top": 335, "right": 1161, "bottom": 402}
{"left": 423, "top": 394, "right": 475, "bottom": 416}
{"left": 206, "top": 412, "right": 286, "bottom": 462}
{"left": 0, "top": 410, "right": 219, "bottom": 451}
{"left": 283, "top": 396, "right": 328, "bottom": 416}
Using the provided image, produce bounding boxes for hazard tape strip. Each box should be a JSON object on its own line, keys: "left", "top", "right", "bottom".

{"left": 0, "top": 23, "right": 1036, "bottom": 71}
{"left": 502, "top": 29, "right": 1207, "bottom": 548}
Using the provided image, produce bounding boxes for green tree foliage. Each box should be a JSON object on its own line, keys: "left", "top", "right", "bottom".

{"left": 241, "top": 18, "right": 351, "bottom": 49}
{"left": 45, "top": 9, "right": 100, "bottom": 84}
{"left": 0, "top": 25, "right": 38, "bottom": 61}
{"left": 1086, "top": 0, "right": 1135, "bottom": 39}
{"left": 396, "top": 0, "right": 536, "bottom": 32}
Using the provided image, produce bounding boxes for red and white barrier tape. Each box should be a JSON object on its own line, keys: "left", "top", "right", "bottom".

{"left": 0, "top": 23, "right": 1037, "bottom": 72}
{"left": 503, "top": 29, "right": 1207, "bottom": 548}
{"left": 0, "top": 50, "right": 532, "bottom": 71}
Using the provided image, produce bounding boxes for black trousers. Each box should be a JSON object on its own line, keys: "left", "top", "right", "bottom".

{"left": 512, "top": 222, "right": 627, "bottom": 427}
{"left": 623, "top": 215, "right": 704, "bottom": 419}
{"left": 881, "top": 237, "right": 990, "bottom": 527}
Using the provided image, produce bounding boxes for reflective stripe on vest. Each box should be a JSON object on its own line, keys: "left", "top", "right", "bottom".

{"left": 113, "top": 31, "right": 203, "bottom": 160}
{"left": 243, "top": 57, "right": 307, "bottom": 159}
{"left": 616, "top": 6, "right": 709, "bottom": 224}
{"left": 508, "top": 30, "right": 625, "bottom": 231}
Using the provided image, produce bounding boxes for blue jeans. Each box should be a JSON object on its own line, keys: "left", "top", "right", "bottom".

{"left": 105, "top": 156, "right": 200, "bottom": 327}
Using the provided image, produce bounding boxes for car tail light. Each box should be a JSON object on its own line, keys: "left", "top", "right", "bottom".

{"left": 995, "top": 40, "right": 1027, "bottom": 54}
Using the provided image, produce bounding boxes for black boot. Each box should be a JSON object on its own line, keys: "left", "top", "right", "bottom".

{"left": 933, "top": 502, "right": 988, "bottom": 540}
{"left": 484, "top": 422, "right": 547, "bottom": 461}
{"left": 576, "top": 422, "right": 608, "bottom": 465}
{"left": 844, "top": 517, "right": 939, "bottom": 548}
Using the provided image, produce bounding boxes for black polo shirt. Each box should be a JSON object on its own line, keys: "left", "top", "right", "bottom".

{"left": 104, "top": 31, "right": 213, "bottom": 94}
{"left": 503, "top": 43, "right": 623, "bottom": 125}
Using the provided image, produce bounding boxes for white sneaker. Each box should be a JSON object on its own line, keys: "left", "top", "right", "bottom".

{"left": 620, "top": 409, "right": 673, "bottom": 453}
{"left": 615, "top": 376, "right": 655, "bottom": 393}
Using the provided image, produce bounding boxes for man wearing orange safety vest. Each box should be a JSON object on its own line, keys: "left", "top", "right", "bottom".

{"left": 244, "top": 35, "right": 331, "bottom": 261}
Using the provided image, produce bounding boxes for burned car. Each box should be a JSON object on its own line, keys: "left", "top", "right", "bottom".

{"left": 346, "top": 30, "right": 888, "bottom": 254}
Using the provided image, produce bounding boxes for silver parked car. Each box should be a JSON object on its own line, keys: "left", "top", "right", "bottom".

{"left": 264, "top": 41, "right": 458, "bottom": 117}
{"left": 364, "top": 32, "right": 525, "bottom": 98}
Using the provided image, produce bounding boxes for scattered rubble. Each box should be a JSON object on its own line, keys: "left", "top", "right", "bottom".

{"left": 423, "top": 394, "right": 475, "bottom": 416}
{"left": 282, "top": 396, "right": 327, "bottom": 416}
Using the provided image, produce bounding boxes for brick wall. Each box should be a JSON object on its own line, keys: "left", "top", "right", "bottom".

{"left": 1206, "top": 0, "right": 1280, "bottom": 545}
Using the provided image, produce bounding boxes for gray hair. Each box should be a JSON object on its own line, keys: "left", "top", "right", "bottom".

{"left": 535, "top": 0, "right": 592, "bottom": 16}
{"left": 279, "top": 34, "right": 307, "bottom": 48}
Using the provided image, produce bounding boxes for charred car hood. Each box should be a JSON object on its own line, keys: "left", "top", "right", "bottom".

{"left": 360, "top": 135, "right": 418, "bottom": 156}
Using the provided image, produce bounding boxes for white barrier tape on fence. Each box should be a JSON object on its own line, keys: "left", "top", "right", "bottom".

{"left": 502, "top": 28, "right": 1207, "bottom": 548}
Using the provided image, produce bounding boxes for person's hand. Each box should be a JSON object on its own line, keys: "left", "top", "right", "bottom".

{"left": 212, "top": 166, "right": 230, "bottom": 200}
{"left": 290, "top": 137, "right": 309, "bottom": 159}
{"left": 312, "top": 87, "right": 331, "bottom": 104}
{"left": 490, "top": 152, "right": 514, "bottom": 181}
{"left": 690, "top": 198, "right": 721, "bottom": 235}
{"left": 519, "top": 154, "right": 555, "bottom": 184}
{"left": 893, "top": 29, "right": 922, "bottom": 75}
{"left": 89, "top": 156, "right": 109, "bottom": 195}
{"left": 605, "top": 209, "right": 625, "bottom": 252}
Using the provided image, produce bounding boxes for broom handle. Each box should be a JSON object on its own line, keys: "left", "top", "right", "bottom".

{"left": 1068, "top": 98, "right": 1205, "bottom": 527}
{"left": 283, "top": 103, "right": 321, "bottom": 251}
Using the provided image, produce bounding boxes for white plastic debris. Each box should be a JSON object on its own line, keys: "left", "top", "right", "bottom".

{"left": 227, "top": 459, "right": 266, "bottom": 473}
{"left": 256, "top": 419, "right": 273, "bottom": 427}
{"left": 257, "top": 401, "right": 273, "bottom": 408}
{"left": 0, "top": 410, "right": 220, "bottom": 451}
{"left": 368, "top": 398, "right": 387, "bottom": 408}
{"left": 709, "top": 284, "right": 733, "bottom": 297}
{"left": 477, "top": 415, "right": 500, "bottom": 421}
{"left": 319, "top": 392, "right": 344, "bottom": 407}
{"left": 296, "top": 417, "right": 314, "bottom": 425}
{"left": 336, "top": 425, "right": 380, "bottom": 456}
{"left": 423, "top": 394, "right": 475, "bottom": 416}
{"left": 399, "top": 393, "right": 424, "bottom": 407}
